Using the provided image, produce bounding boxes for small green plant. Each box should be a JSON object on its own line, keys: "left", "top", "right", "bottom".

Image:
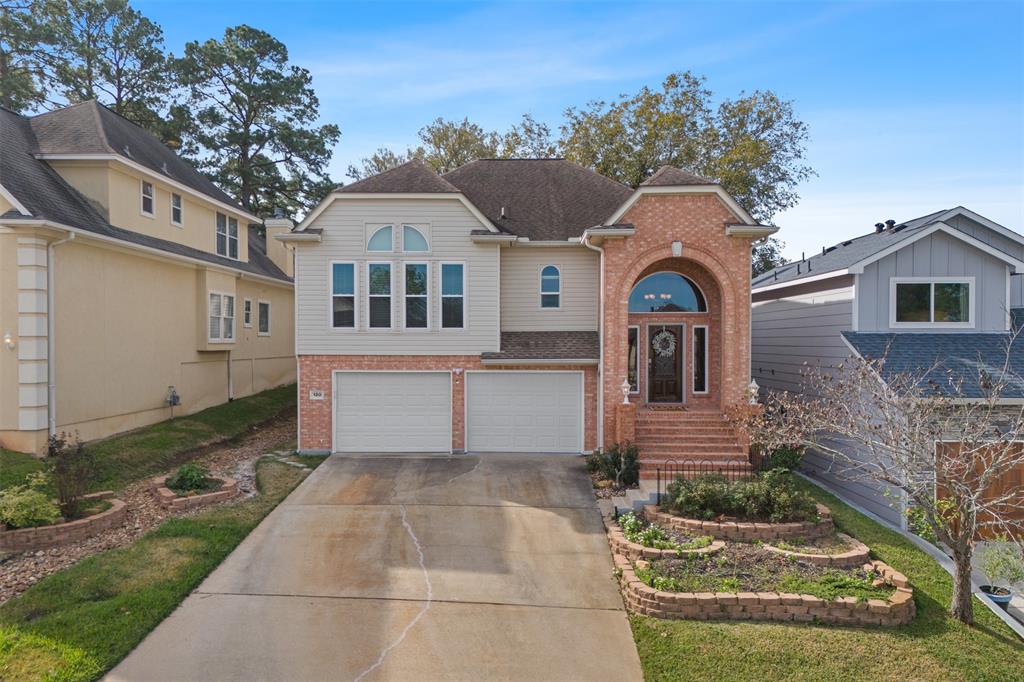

{"left": 665, "top": 469, "right": 818, "bottom": 523}
{"left": 904, "top": 506, "right": 937, "bottom": 545}
{"left": 586, "top": 442, "right": 639, "bottom": 487}
{"left": 0, "top": 472, "right": 60, "bottom": 529}
{"left": 976, "top": 538, "right": 1024, "bottom": 589}
{"left": 765, "top": 445, "right": 803, "bottom": 471}
{"left": 778, "top": 570, "right": 890, "bottom": 602}
{"left": 46, "top": 432, "right": 96, "bottom": 519}
{"left": 618, "top": 511, "right": 712, "bottom": 551}
{"left": 165, "top": 463, "right": 215, "bottom": 494}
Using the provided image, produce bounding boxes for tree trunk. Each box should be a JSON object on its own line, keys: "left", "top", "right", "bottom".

{"left": 950, "top": 545, "right": 975, "bottom": 624}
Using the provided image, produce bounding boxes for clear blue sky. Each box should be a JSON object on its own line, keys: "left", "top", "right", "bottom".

{"left": 140, "top": 0, "right": 1024, "bottom": 259}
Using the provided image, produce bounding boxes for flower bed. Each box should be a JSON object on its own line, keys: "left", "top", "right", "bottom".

{"left": 0, "top": 492, "right": 126, "bottom": 552}
{"left": 151, "top": 475, "right": 237, "bottom": 512}
{"left": 606, "top": 514, "right": 724, "bottom": 561}
{"left": 762, "top": 533, "right": 871, "bottom": 568}
{"left": 645, "top": 504, "right": 834, "bottom": 542}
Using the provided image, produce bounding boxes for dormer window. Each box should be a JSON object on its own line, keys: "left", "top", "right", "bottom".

{"left": 891, "top": 277, "right": 974, "bottom": 327}
{"left": 216, "top": 212, "right": 239, "bottom": 259}
{"left": 402, "top": 225, "right": 429, "bottom": 252}
{"left": 141, "top": 181, "right": 154, "bottom": 216}
{"left": 367, "top": 225, "right": 393, "bottom": 252}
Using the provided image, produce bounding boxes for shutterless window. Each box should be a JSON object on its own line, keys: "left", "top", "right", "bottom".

{"left": 403, "top": 225, "right": 429, "bottom": 252}
{"left": 627, "top": 326, "right": 639, "bottom": 393}
{"left": 405, "top": 263, "right": 428, "bottom": 328}
{"left": 243, "top": 298, "right": 252, "bottom": 327}
{"left": 258, "top": 301, "right": 271, "bottom": 335}
{"left": 208, "top": 293, "right": 234, "bottom": 342}
{"left": 171, "top": 193, "right": 182, "bottom": 225}
{"left": 368, "top": 263, "right": 392, "bottom": 328}
{"left": 895, "top": 281, "right": 970, "bottom": 323}
{"left": 332, "top": 263, "right": 355, "bottom": 328}
{"left": 141, "top": 181, "right": 154, "bottom": 216}
{"left": 541, "top": 265, "right": 560, "bottom": 308}
{"left": 216, "top": 212, "right": 239, "bottom": 259}
{"left": 693, "top": 326, "right": 708, "bottom": 393}
{"left": 367, "top": 225, "right": 393, "bottom": 252}
{"left": 441, "top": 263, "right": 464, "bottom": 328}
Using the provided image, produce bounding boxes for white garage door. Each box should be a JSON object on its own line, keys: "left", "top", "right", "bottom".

{"left": 465, "top": 371, "right": 583, "bottom": 453}
{"left": 333, "top": 372, "right": 451, "bottom": 452}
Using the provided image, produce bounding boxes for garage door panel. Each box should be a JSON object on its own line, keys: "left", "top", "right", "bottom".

{"left": 466, "top": 372, "right": 583, "bottom": 453}
{"left": 335, "top": 372, "right": 451, "bottom": 452}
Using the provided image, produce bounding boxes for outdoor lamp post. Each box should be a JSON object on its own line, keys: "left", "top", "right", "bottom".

{"left": 621, "top": 379, "right": 631, "bottom": 404}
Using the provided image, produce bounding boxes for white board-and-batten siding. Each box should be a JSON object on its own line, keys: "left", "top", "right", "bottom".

{"left": 500, "top": 246, "right": 599, "bottom": 331}
{"left": 295, "top": 199, "right": 499, "bottom": 355}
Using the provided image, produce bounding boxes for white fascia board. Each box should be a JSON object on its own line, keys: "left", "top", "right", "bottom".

{"left": 0, "top": 182, "right": 30, "bottom": 215}
{"left": 480, "top": 358, "right": 599, "bottom": 366}
{"left": 34, "top": 154, "right": 261, "bottom": 223}
{"left": 939, "top": 207, "right": 1024, "bottom": 247}
{"left": 847, "top": 222, "right": 1024, "bottom": 274}
{"left": 275, "top": 231, "right": 322, "bottom": 243}
{"left": 751, "top": 269, "right": 852, "bottom": 294}
{"left": 606, "top": 185, "right": 757, "bottom": 226}
{"left": 471, "top": 234, "right": 517, "bottom": 244}
{"left": 580, "top": 227, "right": 636, "bottom": 243}
{"left": 0, "top": 218, "right": 292, "bottom": 288}
{"left": 515, "top": 239, "right": 587, "bottom": 247}
{"left": 298, "top": 192, "right": 498, "bottom": 233}
{"left": 726, "top": 223, "right": 779, "bottom": 238}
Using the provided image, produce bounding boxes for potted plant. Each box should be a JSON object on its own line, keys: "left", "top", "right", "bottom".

{"left": 976, "top": 538, "right": 1024, "bottom": 610}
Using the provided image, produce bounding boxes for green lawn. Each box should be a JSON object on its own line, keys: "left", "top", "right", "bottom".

{"left": 632, "top": 478, "right": 1023, "bottom": 682}
{"left": 0, "top": 384, "right": 296, "bottom": 494}
{"left": 0, "top": 457, "right": 307, "bottom": 681}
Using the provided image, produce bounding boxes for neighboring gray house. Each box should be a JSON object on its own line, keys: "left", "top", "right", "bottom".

{"left": 751, "top": 207, "right": 1024, "bottom": 525}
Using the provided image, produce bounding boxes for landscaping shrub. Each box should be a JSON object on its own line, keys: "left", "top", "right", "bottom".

{"left": 765, "top": 445, "right": 803, "bottom": 471}
{"left": 586, "top": 442, "right": 639, "bottom": 487}
{"left": 905, "top": 506, "right": 938, "bottom": 545}
{"left": 46, "top": 433, "right": 97, "bottom": 519}
{"left": 665, "top": 469, "right": 818, "bottom": 523}
{"left": 165, "top": 463, "right": 216, "bottom": 494}
{"left": 0, "top": 473, "right": 60, "bottom": 529}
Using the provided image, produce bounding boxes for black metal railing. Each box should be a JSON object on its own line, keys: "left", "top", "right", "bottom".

{"left": 655, "top": 451, "right": 768, "bottom": 506}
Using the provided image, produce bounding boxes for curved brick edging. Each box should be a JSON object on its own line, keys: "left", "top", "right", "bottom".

{"left": 762, "top": 533, "right": 871, "bottom": 568}
{"left": 0, "top": 491, "right": 127, "bottom": 552}
{"left": 644, "top": 503, "right": 834, "bottom": 542}
{"left": 613, "top": 554, "right": 915, "bottom": 626}
{"left": 151, "top": 475, "right": 238, "bottom": 512}
{"left": 606, "top": 520, "right": 725, "bottom": 561}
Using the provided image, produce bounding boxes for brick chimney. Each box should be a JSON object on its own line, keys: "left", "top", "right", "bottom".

{"left": 263, "top": 211, "right": 295, "bottom": 278}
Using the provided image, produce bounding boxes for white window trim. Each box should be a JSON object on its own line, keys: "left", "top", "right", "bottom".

{"left": 170, "top": 192, "right": 183, "bottom": 226}
{"left": 440, "top": 261, "right": 466, "bottom": 330}
{"left": 889, "top": 276, "right": 976, "bottom": 329}
{"left": 403, "top": 261, "right": 430, "bottom": 331}
{"left": 627, "top": 324, "right": 640, "bottom": 394}
{"left": 366, "top": 223, "right": 395, "bottom": 253}
{"left": 366, "top": 261, "right": 394, "bottom": 331}
{"left": 140, "top": 180, "right": 154, "bottom": 218}
{"left": 329, "top": 260, "right": 358, "bottom": 331}
{"left": 216, "top": 212, "right": 240, "bottom": 260}
{"left": 401, "top": 223, "right": 432, "bottom": 254}
{"left": 243, "top": 298, "right": 252, "bottom": 327}
{"left": 539, "top": 264, "right": 561, "bottom": 310}
{"left": 257, "top": 300, "right": 272, "bottom": 337}
{"left": 207, "top": 291, "right": 235, "bottom": 343}
{"left": 692, "top": 325, "right": 709, "bottom": 394}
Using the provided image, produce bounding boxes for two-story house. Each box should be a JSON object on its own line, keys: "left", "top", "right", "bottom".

{"left": 751, "top": 207, "right": 1024, "bottom": 524}
{"left": 280, "top": 158, "right": 775, "bottom": 475}
{"left": 0, "top": 101, "right": 295, "bottom": 454}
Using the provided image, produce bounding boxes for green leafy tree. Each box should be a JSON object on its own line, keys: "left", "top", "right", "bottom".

{"left": 0, "top": 0, "right": 45, "bottom": 111}
{"left": 560, "top": 71, "right": 814, "bottom": 222}
{"left": 751, "top": 237, "right": 787, "bottom": 276}
{"left": 174, "top": 25, "right": 340, "bottom": 216}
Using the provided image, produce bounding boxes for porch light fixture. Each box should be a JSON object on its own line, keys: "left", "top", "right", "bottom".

{"left": 620, "top": 379, "right": 631, "bottom": 404}
{"left": 671, "top": 241, "right": 682, "bottom": 257}
{"left": 2, "top": 332, "right": 14, "bottom": 351}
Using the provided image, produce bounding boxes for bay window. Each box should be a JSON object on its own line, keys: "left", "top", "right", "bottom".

{"left": 208, "top": 292, "right": 235, "bottom": 342}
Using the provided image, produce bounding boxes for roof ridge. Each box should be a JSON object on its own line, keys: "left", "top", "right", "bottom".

{"left": 87, "top": 100, "right": 115, "bottom": 154}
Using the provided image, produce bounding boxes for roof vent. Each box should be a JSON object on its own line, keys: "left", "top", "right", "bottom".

{"left": 885, "top": 219, "right": 896, "bottom": 230}
{"left": 122, "top": 145, "right": 132, "bottom": 158}
{"left": 499, "top": 206, "right": 508, "bottom": 220}
{"left": 161, "top": 162, "right": 169, "bottom": 175}
{"left": 874, "top": 222, "right": 885, "bottom": 233}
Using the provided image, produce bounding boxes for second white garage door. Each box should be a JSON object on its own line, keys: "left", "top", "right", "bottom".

{"left": 465, "top": 371, "right": 583, "bottom": 453}
{"left": 334, "top": 372, "right": 451, "bottom": 452}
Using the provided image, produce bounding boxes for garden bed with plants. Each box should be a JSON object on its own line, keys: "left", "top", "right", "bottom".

{"left": 0, "top": 491, "right": 127, "bottom": 552}
{"left": 586, "top": 442, "right": 639, "bottom": 497}
{"left": 151, "top": 463, "right": 238, "bottom": 512}
{"left": 608, "top": 511, "right": 723, "bottom": 561}
{"left": 762, "top": 533, "right": 871, "bottom": 568}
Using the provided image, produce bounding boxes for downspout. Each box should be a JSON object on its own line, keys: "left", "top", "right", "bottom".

{"left": 582, "top": 232, "right": 604, "bottom": 450}
{"left": 47, "top": 231, "right": 76, "bottom": 439}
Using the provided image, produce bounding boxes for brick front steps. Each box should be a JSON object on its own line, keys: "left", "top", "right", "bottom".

{"left": 761, "top": 533, "right": 872, "bottom": 569}
{"left": 151, "top": 475, "right": 238, "bottom": 512}
{"left": 634, "top": 409, "right": 751, "bottom": 480}
{"left": 607, "top": 521, "right": 725, "bottom": 561}
{"left": 0, "top": 492, "right": 127, "bottom": 552}
{"left": 613, "top": 553, "right": 916, "bottom": 626}
{"left": 643, "top": 504, "right": 834, "bottom": 542}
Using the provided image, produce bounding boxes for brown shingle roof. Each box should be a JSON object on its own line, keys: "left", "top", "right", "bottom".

{"left": 480, "top": 331, "right": 599, "bottom": 362}
{"left": 338, "top": 159, "right": 460, "bottom": 194}
{"left": 640, "top": 165, "right": 715, "bottom": 187}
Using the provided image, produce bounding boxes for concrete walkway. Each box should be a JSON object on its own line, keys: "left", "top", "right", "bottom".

{"left": 108, "top": 453, "right": 643, "bottom": 681}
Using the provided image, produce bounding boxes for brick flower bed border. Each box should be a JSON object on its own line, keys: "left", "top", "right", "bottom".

{"left": 644, "top": 503, "right": 834, "bottom": 542}
{"left": 761, "top": 533, "right": 871, "bottom": 569}
{"left": 606, "top": 518, "right": 725, "bottom": 561}
{"left": 0, "top": 491, "right": 127, "bottom": 552}
{"left": 151, "top": 475, "right": 238, "bottom": 512}
{"left": 614, "top": 554, "right": 915, "bottom": 626}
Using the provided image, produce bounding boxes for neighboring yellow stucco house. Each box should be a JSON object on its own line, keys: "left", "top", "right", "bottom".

{"left": 0, "top": 101, "right": 296, "bottom": 454}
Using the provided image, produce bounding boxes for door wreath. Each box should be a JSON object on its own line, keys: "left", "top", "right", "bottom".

{"left": 652, "top": 330, "right": 676, "bottom": 358}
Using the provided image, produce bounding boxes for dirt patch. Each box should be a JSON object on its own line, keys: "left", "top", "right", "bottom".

{"left": 772, "top": 533, "right": 859, "bottom": 555}
{"left": 590, "top": 472, "right": 637, "bottom": 499}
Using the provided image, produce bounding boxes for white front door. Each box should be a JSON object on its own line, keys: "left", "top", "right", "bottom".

{"left": 465, "top": 371, "right": 583, "bottom": 453}
{"left": 333, "top": 371, "right": 451, "bottom": 452}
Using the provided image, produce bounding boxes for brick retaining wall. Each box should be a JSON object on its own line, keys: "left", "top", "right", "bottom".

{"left": 0, "top": 491, "right": 126, "bottom": 552}
{"left": 761, "top": 533, "right": 871, "bottom": 569}
{"left": 607, "top": 522, "right": 725, "bottom": 561}
{"left": 644, "top": 504, "right": 834, "bottom": 542}
{"left": 151, "top": 475, "right": 238, "bottom": 512}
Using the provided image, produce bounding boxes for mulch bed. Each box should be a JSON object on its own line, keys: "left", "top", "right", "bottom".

{"left": 590, "top": 472, "right": 637, "bottom": 499}
{"left": 0, "top": 415, "right": 296, "bottom": 604}
{"left": 773, "top": 533, "right": 859, "bottom": 555}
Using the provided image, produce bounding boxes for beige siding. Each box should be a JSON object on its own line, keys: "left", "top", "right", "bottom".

{"left": 0, "top": 231, "right": 18, "bottom": 433}
{"left": 295, "top": 198, "right": 499, "bottom": 355}
{"left": 500, "top": 246, "right": 598, "bottom": 331}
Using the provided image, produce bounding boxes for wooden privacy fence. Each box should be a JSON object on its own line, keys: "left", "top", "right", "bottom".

{"left": 935, "top": 441, "right": 1024, "bottom": 541}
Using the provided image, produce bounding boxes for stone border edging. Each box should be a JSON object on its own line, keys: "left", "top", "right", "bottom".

{"left": 151, "top": 475, "right": 238, "bottom": 511}
{"left": 614, "top": 554, "right": 915, "bottom": 626}
{"left": 0, "top": 491, "right": 127, "bottom": 552}
{"left": 761, "top": 533, "right": 871, "bottom": 568}
{"left": 606, "top": 519, "right": 725, "bottom": 561}
{"left": 644, "top": 503, "right": 834, "bottom": 542}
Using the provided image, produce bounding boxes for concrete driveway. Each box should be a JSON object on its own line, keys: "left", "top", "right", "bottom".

{"left": 108, "top": 453, "right": 643, "bottom": 681}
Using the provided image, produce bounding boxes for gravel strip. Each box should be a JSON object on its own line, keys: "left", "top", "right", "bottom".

{"left": 0, "top": 415, "right": 296, "bottom": 604}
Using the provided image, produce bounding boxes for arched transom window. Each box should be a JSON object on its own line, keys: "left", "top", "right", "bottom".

{"left": 540, "top": 265, "right": 561, "bottom": 308}
{"left": 367, "top": 225, "right": 393, "bottom": 252}
{"left": 628, "top": 272, "right": 706, "bottom": 313}
{"left": 403, "top": 225, "right": 429, "bottom": 252}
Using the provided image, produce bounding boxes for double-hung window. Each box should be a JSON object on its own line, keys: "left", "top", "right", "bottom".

{"left": 258, "top": 301, "right": 271, "bottom": 336}
{"left": 216, "top": 212, "right": 239, "bottom": 259}
{"left": 208, "top": 292, "right": 235, "bottom": 342}
{"left": 331, "top": 262, "right": 356, "bottom": 328}
{"left": 404, "top": 262, "right": 428, "bottom": 329}
{"left": 243, "top": 298, "right": 252, "bottom": 327}
{"left": 891, "top": 278, "right": 973, "bottom": 327}
{"left": 368, "top": 262, "right": 392, "bottom": 329}
{"left": 441, "top": 263, "right": 464, "bottom": 329}
{"left": 141, "top": 181, "right": 154, "bottom": 216}
{"left": 171, "top": 193, "right": 183, "bottom": 225}
{"left": 540, "top": 265, "right": 560, "bottom": 308}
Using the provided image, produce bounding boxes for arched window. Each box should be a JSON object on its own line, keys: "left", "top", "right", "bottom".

{"left": 367, "top": 225, "right": 393, "bottom": 252}
{"left": 540, "top": 265, "right": 560, "bottom": 308}
{"left": 628, "top": 272, "right": 706, "bottom": 313}
{"left": 402, "top": 225, "right": 429, "bottom": 252}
